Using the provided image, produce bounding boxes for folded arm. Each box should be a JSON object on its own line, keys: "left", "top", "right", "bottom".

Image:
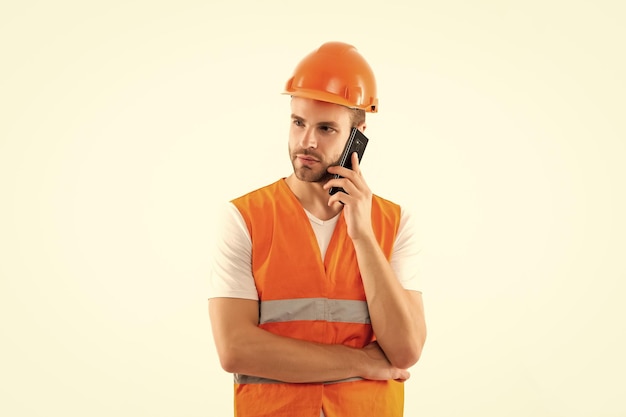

{"left": 209, "top": 297, "right": 409, "bottom": 384}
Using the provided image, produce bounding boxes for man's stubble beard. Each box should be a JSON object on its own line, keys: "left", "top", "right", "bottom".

{"left": 289, "top": 146, "right": 340, "bottom": 184}
{"left": 293, "top": 164, "right": 333, "bottom": 183}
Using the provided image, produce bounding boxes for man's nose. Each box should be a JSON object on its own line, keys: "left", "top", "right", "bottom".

{"left": 300, "top": 128, "right": 317, "bottom": 149}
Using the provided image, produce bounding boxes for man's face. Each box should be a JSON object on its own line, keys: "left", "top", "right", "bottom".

{"left": 288, "top": 97, "right": 354, "bottom": 183}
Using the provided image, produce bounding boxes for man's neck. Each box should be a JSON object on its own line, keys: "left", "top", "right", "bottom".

{"left": 284, "top": 174, "right": 343, "bottom": 221}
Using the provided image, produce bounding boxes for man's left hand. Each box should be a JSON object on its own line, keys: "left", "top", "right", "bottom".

{"left": 324, "top": 152, "right": 374, "bottom": 241}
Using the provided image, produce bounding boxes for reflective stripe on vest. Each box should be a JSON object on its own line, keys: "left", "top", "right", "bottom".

{"left": 235, "top": 374, "right": 364, "bottom": 385}
{"left": 260, "top": 298, "right": 370, "bottom": 325}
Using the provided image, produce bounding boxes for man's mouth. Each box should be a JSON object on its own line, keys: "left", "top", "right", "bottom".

{"left": 297, "top": 154, "right": 320, "bottom": 163}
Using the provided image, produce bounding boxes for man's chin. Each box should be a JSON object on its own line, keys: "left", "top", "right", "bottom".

{"left": 294, "top": 168, "right": 331, "bottom": 184}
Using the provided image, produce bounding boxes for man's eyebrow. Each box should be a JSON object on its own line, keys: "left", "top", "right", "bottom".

{"left": 316, "top": 120, "right": 340, "bottom": 128}
{"left": 290, "top": 114, "right": 340, "bottom": 128}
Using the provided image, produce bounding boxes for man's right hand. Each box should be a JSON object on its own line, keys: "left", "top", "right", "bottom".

{"left": 358, "top": 341, "right": 410, "bottom": 382}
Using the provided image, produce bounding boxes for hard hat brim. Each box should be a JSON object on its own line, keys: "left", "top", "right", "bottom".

{"left": 282, "top": 89, "right": 378, "bottom": 113}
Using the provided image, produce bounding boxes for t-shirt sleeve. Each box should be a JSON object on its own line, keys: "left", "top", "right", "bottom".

{"left": 208, "top": 202, "right": 259, "bottom": 300}
{"left": 391, "top": 206, "right": 423, "bottom": 292}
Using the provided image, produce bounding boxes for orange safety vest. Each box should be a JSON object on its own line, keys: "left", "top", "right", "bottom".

{"left": 231, "top": 179, "right": 404, "bottom": 417}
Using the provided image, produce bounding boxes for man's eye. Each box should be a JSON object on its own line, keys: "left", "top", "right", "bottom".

{"left": 293, "top": 119, "right": 304, "bottom": 127}
{"left": 320, "top": 126, "right": 335, "bottom": 133}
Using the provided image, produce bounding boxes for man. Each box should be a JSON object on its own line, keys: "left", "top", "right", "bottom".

{"left": 208, "top": 41, "right": 426, "bottom": 417}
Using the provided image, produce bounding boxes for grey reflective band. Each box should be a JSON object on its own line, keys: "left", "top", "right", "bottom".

{"left": 235, "top": 374, "right": 364, "bottom": 385}
{"left": 259, "top": 298, "right": 370, "bottom": 325}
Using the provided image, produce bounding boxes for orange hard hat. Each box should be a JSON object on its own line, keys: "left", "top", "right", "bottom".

{"left": 283, "top": 42, "right": 378, "bottom": 113}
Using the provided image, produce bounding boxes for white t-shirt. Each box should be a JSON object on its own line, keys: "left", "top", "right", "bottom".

{"left": 209, "top": 201, "right": 422, "bottom": 300}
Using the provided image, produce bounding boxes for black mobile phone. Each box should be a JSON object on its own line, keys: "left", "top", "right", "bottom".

{"left": 328, "top": 128, "right": 369, "bottom": 196}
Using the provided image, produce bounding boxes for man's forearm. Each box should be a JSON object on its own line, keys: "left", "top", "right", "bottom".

{"left": 352, "top": 235, "right": 426, "bottom": 369}
{"left": 220, "top": 325, "right": 362, "bottom": 383}
{"left": 209, "top": 299, "right": 409, "bottom": 384}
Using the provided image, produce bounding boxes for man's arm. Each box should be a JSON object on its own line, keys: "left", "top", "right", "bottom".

{"left": 326, "top": 154, "right": 427, "bottom": 369}
{"left": 351, "top": 240, "right": 427, "bottom": 369}
{"left": 209, "top": 297, "right": 410, "bottom": 384}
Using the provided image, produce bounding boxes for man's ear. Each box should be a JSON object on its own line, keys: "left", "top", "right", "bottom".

{"left": 358, "top": 123, "right": 367, "bottom": 133}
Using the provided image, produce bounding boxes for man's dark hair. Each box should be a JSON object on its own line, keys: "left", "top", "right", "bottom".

{"left": 349, "top": 108, "right": 366, "bottom": 127}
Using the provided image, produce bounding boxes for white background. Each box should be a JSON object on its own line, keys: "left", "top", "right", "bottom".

{"left": 1, "top": 1, "right": 625, "bottom": 416}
